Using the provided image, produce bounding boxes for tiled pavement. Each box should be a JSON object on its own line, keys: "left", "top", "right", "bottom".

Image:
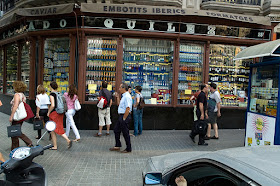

{"left": 0, "top": 112, "right": 245, "bottom": 186}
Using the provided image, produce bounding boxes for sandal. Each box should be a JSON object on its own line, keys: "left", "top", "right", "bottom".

{"left": 73, "top": 139, "right": 80, "bottom": 142}
{"left": 49, "top": 147, "right": 57, "bottom": 150}
{"left": 68, "top": 141, "right": 72, "bottom": 149}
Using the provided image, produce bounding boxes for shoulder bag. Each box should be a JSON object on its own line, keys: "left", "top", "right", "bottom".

{"left": 74, "top": 99, "right": 81, "bottom": 111}
{"left": 13, "top": 102, "right": 27, "bottom": 121}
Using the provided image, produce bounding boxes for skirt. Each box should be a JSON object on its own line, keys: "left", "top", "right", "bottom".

{"left": 49, "top": 111, "right": 65, "bottom": 135}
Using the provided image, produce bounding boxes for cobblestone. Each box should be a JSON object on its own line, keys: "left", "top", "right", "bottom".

{"left": 0, "top": 112, "right": 245, "bottom": 185}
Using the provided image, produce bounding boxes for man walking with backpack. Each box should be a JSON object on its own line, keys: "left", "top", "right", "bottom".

{"left": 95, "top": 81, "right": 113, "bottom": 137}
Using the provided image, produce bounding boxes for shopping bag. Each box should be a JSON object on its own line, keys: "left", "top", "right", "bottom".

{"left": 74, "top": 99, "right": 81, "bottom": 111}
{"left": 16, "top": 102, "right": 35, "bottom": 123}
{"left": 33, "top": 117, "right": 44, "bottom": 130}
{"left": 13, "top": 102, "right": 27, "bottom": 121}
{"left": 195, "top": 120, "right": 207, "bottom": 135}
{"left": 7, "top": 124, "right": 22, "bottom": 137}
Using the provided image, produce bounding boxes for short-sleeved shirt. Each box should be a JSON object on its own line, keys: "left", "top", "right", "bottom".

{"left": 50, "top": 92, "right": 57, "bottom": 113}
{"left": 133, "top": 93, "right": 142, "bottom": 110}
{"left": 118, "top": 92, "right": 132, "bottom": 114}
{"left": 99, "top": 88, "right": 112, "bottom": 108}
{"left": 209, "top": 90, "right": 221, "bottom": 112}
{"left": 196, "top": 91, "right": 207, "bottom": 111}
{"left": 64, "top": 92, "right": 78, "bottom": 110}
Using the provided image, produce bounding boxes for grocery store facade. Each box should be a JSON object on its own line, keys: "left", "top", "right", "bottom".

{"left": 0, "top": 3, "right": 275, "bottom": 129}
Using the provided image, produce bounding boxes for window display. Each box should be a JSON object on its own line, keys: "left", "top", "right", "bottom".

{"left": 178, "top": 42, "right": 204, "bottom": 105}
{"left": 21, "top": 42, "right": 30, "bottom": 97}
{"left": 86, "top": 38, "right": 117, "bottom": 101}
{"left": 209, "top": 45, "right": 251, "bottom": 107}
{"left": 123, "top": 39, "right": 173, "bottom": 105}
{"left": 250, "top": 65, "right": 278, "bottom": 117}
{"left": 0, "top": 49, "right": 3, "bottom": 93}
{"left": 43, "top": 38, "right": 70, "bottom": 94}
{"left": 6, "top": 44, "right": 18, "bottom": 94}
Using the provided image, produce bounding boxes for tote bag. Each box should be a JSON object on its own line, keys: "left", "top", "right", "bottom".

{"left": 74, "top": 99, "right": 81, "bottom": 111}
{"left": 7, "top": 124, "right": 22, "bottom": 137}
{"left": 13, "top": 102, "right": 27, "bottom": 121}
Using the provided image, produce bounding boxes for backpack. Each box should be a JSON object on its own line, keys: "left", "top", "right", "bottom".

{"left": 54, "top": 92, "right": 67, "bottom": 114}
{"left": 97, "top": 96, "right": 108, "bottom": 109}
{"left": 137, "top": 96, "right": 145, "bottom": 110}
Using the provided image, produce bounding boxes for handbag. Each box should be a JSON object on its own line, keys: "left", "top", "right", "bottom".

{"left": 195, "top": 120, "right": 207, "bottom": 135}
{"left": 7, "top": 124, "right": 22, "bottom": 137}
{"left": 74, "top": 99, "right": 81, "bottom": 111}
{"left": 33, "top": 117, "right": 44, "bottom": 130}
{"left": 13, "top": 102, "right": 27, "bottom": 121}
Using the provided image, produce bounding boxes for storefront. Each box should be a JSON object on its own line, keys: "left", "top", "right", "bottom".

{"left": 0, "top": 3, "right": 274, "bottom": 129}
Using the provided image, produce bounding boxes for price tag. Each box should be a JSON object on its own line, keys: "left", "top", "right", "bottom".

{"left": 107, "top": 85, "right": 112, "bottom": 91}
{"left": 88, "top": 84, "right": 97, "bottom": 90}
{"left": 185, "top": 89, "right": 192, "bottom": 94}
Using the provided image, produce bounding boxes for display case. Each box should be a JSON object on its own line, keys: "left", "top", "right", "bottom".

{"left": 122, "top": 39, "right": 173, "bottom": 105}
{"left": 43, "top": 38, "right": 70, "bottom": 94}
{"left": 6, "top": 44, "right": 18, "bottom": 94}
{"left": 0, "top": 48, "right": 3, "bottom": 93}
{"left": 249, "top": 65, "right": 278, "bottom": 117}
{"left": 21, "top": 42, "right": 30, "bottom": 97}
{"left": 178, "top": 42, "right": 204, "bottom": 105}
{"left": 85, "top": 38, "right": 117, "bottom": 101}
{"left": 209, "top": 44, "right": 251, "bottom": 107}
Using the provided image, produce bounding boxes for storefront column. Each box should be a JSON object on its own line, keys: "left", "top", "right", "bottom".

{"left": 116, "top": 35, "right": 123, "bottom": 93}
{"left": 78, "top": 31, "right": 86, "bottom": 102}
{"left": 29, "top": 37, "right": 36, "bottom": 99}
{"left": 3, "top": 46, "right": 7, "bottom": 94}
{"left": 38, "top": 37, "right": 44, "bottom": 84}
{"left": 172, "top": 38, "right": 180, "bottom": 106}
{"left": 204, "top": 41, "right": 210, "bottom": 83}
{"left": 69, "top": 34, "right": 76, "bottom": 85}
{"left": 17, "top": 41, "right": 22, "bottom": 81}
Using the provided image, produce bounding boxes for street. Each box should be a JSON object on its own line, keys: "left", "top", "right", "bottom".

{"left": 0, "top": 112, "right": 245, "bottom": 186}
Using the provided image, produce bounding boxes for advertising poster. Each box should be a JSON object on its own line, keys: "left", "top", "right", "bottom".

{"left": 245, "top": 112, "right": 276, "bottom": 146}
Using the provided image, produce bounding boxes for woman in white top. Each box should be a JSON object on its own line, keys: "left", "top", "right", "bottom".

{"left": 35, "top": 85, "right": 50, "bottom": 139}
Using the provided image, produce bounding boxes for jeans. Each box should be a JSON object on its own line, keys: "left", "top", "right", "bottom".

{"left": 133, "top": 109, "right": 143, "bottom": 136}
{"left": 65, "top": 109, "right": 80, "bottom": 139}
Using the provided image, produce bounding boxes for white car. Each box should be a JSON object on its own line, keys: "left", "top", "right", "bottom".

{"left": 143, "top": 146, "right": 280, "bottom": 186}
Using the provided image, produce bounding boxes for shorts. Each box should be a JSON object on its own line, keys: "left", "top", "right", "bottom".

{"left": 208, "top": 112, "right": 217, "bottom": 125}
{"left": 98, "top": 107, "right": 112, "bottom": 126}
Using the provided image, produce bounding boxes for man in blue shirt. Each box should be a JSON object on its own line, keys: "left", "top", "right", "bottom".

{"left": 109, "top": 83, "right": 132, "bottom": 153}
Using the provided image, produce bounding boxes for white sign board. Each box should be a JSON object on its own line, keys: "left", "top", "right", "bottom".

{"left": 245, "top": 112, "right": 276, "bottom": 146}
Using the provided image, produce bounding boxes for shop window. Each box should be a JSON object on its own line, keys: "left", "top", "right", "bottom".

{"left": 86, "top": 38, "right": 117, "bottom": 101}
{"left": 43, "top": 38, "right": 70, "bottom": 94}
{"left": 209, "top": 45, "right": 252, "bottom": 107}
{"left": 178, "top": 42, "right": 204, "bottom": 105}
{"left": 0, "top": 48, "right": 3, "bottom": 93}
{"left": 21, "top": 42, "right": 30, "bottom": 97}
{"left": 250, "top": 65, "right": 278, "bottom": 117}
{"left": 6, "top": 44, "right": 18, "bottom": 94}
{"left": 123, "top": 39, "right": 173, "bottom": 105}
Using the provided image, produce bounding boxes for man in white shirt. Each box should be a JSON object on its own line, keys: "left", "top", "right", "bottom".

{"left": 109, "top": 83, "right": 132, "bottom": 153}
{"left": 205, "top": 83, "right": 221, "bottom": 140}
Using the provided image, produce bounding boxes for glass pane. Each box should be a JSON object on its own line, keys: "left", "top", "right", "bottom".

{"left": 250, "top": 65, "right": 278, "bottom": 117}
{"left": 123, "top": 39, "right": 173, "bottom": 105}
{"left": 86, "top": 38, "right": 117, "bottom": 101}
{"left": 21, "top": 42, "right": 30, "bottom": 97}
{"left": 209, "top": 45, "right": 252, "bottom": 107}
{"left": 43, "top": 38, "right": 70, "bottom": 94}
{"left": 0, "top": 49, "right": 3, "bottom": 93}
{"left": 178, "top": 42, "right": 204, "bottom": 105}
{"left": 6, "top": 44, "right": 18, "bottom": 94}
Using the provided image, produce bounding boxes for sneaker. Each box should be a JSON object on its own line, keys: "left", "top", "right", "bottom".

{"left": 198, "top": 142, "right": 208, "bottom": 146}
{"left": 94, "top": 133, "right": 102, "bottom": 137}
{"left": 204, "top": 136, "right": 211, "bottom": 140}
{"left": 211, "top": 136, "right": 219, "bottom": 139}
{"left": 189, "top": 134, "right": 195, "bottom": 143}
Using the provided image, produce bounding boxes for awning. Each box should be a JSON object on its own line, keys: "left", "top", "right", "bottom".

{"left": 81, "top": 3, "right": 271, "bottom": 26}
{"left": 16, "top": 3, "right": 74, "bottom": 16}
{"left": 234, "top": 40, "right": 280, "bottom": 60}
{"left": 0, "top": 13, "right": 16, "bottom": 28}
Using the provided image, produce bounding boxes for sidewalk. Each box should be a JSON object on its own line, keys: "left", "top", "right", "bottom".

{"left": 0, "top": 112, "right": 245, "bottom": 186}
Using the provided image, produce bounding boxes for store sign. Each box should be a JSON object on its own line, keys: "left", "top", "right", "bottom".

{"left": 81, "top": 3, "right": 271, "bottom": 26}
{"left": 245, "top": 112, "right": 276, "bottom": 146}
{"left": 2, "top": 24, "right": 28, "bottom": 39}
{"left": 84, "top": 17, "right": 271, "bottom": 40}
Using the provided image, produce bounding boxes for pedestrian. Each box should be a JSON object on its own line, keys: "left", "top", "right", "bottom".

{"left": 205, "top": 82, "right": 221, "bottom": 140}
{"left": 47, "top": 81, "right": 72, "bottom": 150}
{"left": 133, "top": 86, "right": 143, "bottom": 136}
{"left": 95, "top": 81, "right": 112, "bottom": 137}
{"left": 190, "top": 85, "right": 208, "bottom": 121}
{"left": 109, "top": 83, "right": 132, "bottom": 153}
{"left": 35, "top": 85, "right": 50, "bottom": 139}
{"left": 64, "top": 84, "right": 81, "bottom": 142}
{"left": 128, "top": 85, "right": 132, "bottom": 94}
{"left": 189, "top": 84, "right": 209, "bottom": 146}
{"left": 9, "top": 81, "right": 33, "bottom": 150}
